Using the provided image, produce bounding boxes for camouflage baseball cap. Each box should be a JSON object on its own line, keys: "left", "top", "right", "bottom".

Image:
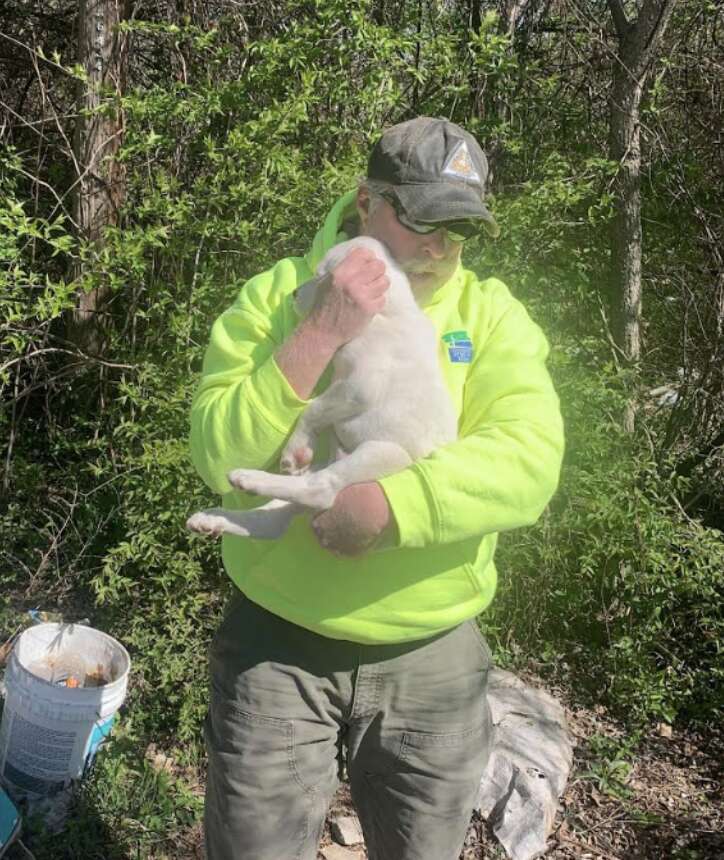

{"left": 367, "top": 116, "right": 500, "bottom": 237}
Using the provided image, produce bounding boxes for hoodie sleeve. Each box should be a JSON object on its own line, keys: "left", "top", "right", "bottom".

{"left": 379, "top": 281, "right": 564, "bottom": 548}
{"left": 189, "top": 259, "right": 310, "bottom": 494}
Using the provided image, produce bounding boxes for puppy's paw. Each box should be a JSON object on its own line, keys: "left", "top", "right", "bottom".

{"left": 228, "top": 468, "right": 274, "bottom": 496}
{"left": 186, "top": 509, "right": 229, "bottom": 537}
{"left": 280, "top": 445, "right": 313, "bottom": 475}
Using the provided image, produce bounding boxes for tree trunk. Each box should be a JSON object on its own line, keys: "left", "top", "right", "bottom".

{"left": 609, "top": 65, "right": 643, "bottom": 364}
{"left": 606, "top": 0, "right": 678, "bottom": 430}
{"left": 71, "top": 0, "right": 129, "bottom": 354}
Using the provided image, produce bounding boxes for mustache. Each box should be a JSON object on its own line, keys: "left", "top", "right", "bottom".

{"left": 401, "top": 259, "right": 440, "bottom": 275}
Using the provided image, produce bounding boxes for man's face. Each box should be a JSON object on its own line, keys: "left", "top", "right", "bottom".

{"left": 357, "top": 187, "right": 463, "bottom": 301}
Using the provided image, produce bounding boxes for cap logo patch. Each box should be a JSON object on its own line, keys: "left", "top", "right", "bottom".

{"left": 442, "top": 141, "right": 480, "bottom": 183}
{"left": 443, "top": 330, "right": 473, "bottom": 363}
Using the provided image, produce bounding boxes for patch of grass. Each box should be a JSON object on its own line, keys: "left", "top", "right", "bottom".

{"left": 578, "top": 732, "right": 640, "bottom": 801}
{"left": 21, "top": 723, "right": 204, "bottom": 859}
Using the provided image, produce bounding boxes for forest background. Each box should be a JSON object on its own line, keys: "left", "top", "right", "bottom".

{"left": 0, "top": 0, "right": 722, "bottom": 857}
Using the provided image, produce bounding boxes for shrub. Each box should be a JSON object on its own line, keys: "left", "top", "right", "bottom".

{"left": 489, "top": 355, "right": 724, "bottom": 724}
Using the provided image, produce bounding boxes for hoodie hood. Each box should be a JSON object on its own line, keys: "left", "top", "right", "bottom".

{"left": 305, "top": 190, "right": 359, "bottom": 274}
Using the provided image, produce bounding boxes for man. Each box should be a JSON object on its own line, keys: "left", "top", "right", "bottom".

{"left": 190, "top": 116, "right": 564, "bottom": 860}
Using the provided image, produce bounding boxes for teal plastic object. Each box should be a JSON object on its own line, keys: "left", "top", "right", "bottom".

{"left": 0, "top": 787, "right": 21, "bottom": 858}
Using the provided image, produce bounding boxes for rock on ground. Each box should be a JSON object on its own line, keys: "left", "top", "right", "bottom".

{"left": 477, "top": 668, "right": 574, "bottom": 860}
{"left": 331, "top": 814, "right": 365, "bottom": 846}
{"left": 320, "top": 844, "right": 365, "bottom": 860}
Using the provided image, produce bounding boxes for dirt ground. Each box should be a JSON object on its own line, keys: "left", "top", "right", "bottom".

{"left": 13, "top": 661, "right": 719, "bottom": 860}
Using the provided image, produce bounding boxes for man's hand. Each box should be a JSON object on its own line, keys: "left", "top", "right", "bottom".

{"left": 311, "top": 482, "right": 393, "bottom": 557}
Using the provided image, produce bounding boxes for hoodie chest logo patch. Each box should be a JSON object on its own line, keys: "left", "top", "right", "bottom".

{"left": 443, "top": 330, "right": 473, "bottom": 363}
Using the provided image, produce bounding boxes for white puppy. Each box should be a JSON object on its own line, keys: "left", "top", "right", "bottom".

{"left": 187, "top": 236, "right": 457, "bottom": 539}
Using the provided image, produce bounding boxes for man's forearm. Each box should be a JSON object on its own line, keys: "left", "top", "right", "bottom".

{"left": 277, "top": 248, "right": 389, "bottom": 399}
{"left": 275, "top": 318, "right": 341, "bottom": 400}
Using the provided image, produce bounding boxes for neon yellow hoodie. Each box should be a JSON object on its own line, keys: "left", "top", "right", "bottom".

{"left": 190, "top": 191, "right": 564, "bottom": 644}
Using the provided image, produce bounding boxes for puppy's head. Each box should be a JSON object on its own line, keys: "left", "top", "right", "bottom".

{"left": 293, "top": 237, "right": 397, "bottom": 318}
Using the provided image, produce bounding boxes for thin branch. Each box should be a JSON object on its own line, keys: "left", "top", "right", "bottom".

{"left": 0, "top": 31, "right": 82, "bottom": 78}
{"left": 0, "top": 347, "right": 136, "bottom": 377}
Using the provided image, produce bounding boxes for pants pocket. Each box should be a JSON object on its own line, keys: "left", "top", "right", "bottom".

{"left": 399, "top": 721, "right": 491, "bottom": 787}
{"left": 206, "top": 696, "right": 317, "bottom": 795}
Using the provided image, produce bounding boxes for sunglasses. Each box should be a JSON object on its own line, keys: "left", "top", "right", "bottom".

{"left": 380, "top": 192, "right": 480, "bottom": 243}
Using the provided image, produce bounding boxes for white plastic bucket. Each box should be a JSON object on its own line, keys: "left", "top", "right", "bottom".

{"left": 0, "top": 623, "right": 130, "bottom": 798}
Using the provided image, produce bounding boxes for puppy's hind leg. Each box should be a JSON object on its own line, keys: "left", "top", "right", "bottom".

{"left": 318, "top": 439, "right": 412, "bottom": 494}
{"left": 231, "top": 441, "right": 412, "bottom": 511}
{"left": 280, "top": 381, "right": 364, "bottom": 474}
{"left": 186, "top": 499, "right": 302, "bottom": 539}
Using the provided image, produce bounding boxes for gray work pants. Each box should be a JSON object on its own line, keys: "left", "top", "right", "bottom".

{"left": 203, "top": 591, "right": 493, "bottom": 860}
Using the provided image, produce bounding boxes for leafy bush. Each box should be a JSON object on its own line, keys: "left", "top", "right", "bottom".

{"left": 490, "top": 354, "right": 724, "bottom": 724}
